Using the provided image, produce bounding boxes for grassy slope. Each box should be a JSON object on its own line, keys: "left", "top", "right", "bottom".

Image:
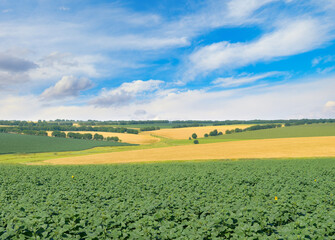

{"left": 0, "top": 133, "right": 134, "bottom": 155}
{"left": 203, "top": 123, "right": 335, "bottom": 141}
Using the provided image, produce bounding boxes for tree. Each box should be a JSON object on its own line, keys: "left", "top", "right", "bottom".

{"left": 52, "top": 131, "right": 66, "bottom": 138}
{"left": 107, "top": 136, "right": 119, "bottom": 142}
{"left": 225, "top": 129, "right": 234, "bottom": 134}
{"left": 193, "top": 140, "right": 199, "bottom": 144}
{"left": 83, "top": 133, "right": 93, "bottom": 140}
{"left": 94, "top": 133, "right": 104, "bottom": 140}
{"left": 204, "top": 133, "right": 209, "bottom": 137}
{"left": 192, "top": 133, "right": 197, "bottom": 139}
{"left": 209, "top": 129, "right": 218, "bottom": 136}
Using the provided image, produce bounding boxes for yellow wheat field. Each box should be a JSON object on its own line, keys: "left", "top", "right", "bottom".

{"left": 147, "top": 125, "right": 254, "bottom": 139}
{"left": 43, "top": 136, "right": 335, "bottom": 165}
{"left": 46, "top": 131, "right": 159, "bottom": 145}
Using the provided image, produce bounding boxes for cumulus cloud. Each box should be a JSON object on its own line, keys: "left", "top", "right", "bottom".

{"left": 40, "top": 76, "right": 93, "bottom": 100}
{"left": 186, "top": 18, "right": 333, "bottom": 80}
{"left": 0, "top": 53, "right": 38, "bottom": 72}
{"left": 90, "top": 80, "right": 164, "bottom": 107}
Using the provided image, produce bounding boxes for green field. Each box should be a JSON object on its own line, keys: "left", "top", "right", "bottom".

{"left": 0, "top": 133, "right": 134, "bottom": 154}
{"left": 204, "top": 123, "right": 335, "bottom": 141}
{"left": 1, "top": 158, "right": 335, "bottom": 239}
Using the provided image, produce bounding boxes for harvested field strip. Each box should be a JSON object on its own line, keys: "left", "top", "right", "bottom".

{"left": 43, "top": 136, "right": 335, "bottom": 165}
{"left": 148, "top": 124, "right": 254, "bottom": 139}
{"left": 46, "top": 131, "right": 159, "bottom": 145}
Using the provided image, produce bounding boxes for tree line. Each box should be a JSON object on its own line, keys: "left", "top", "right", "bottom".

{"left": 0, "top": 125, "right": 138, "bottom": 134}
{"left": 52, "top": 131, "right": 120, "bottom": 142}
{"left": 140, "top": 126, "right": 160, "bottom": 131}
{"left": 225, "top": 124, "right": 282, "bottom": 134}
{"left": 2, "top": 119, "right": 335, "bottom": 127}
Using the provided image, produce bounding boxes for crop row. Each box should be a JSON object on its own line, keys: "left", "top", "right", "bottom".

{"left": 0, "top": 159, "right": 335, "bottom": 239}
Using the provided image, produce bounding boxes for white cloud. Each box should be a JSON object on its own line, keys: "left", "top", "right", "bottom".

{"left": 95, "top": 35, "right": 189, "bottom": 50}
{"left": 212, "top": 71, "right": 282, "bottom": 88}
{"left": 0, "top": 71, "right": 30, "bottom": 89}
{"left": 186, "top": 18, "right": 333, "bottom": 81}
{"left": 226, "top": 0, "right": 277, "bottom": 19}
{"left": 90, "top": 79, "right": 164, "bottom": 107}
{"left": 163, "top": 0, "right": 279, "bottom": 39}
{"left": 325, "top": 101, "right": 335, "bottom": 109}
{"left": 59, "top": 7, "right": 70, "bottom": 11}
{"left": 28, "top": 52, "right": 102, "bottom": 84}
{"left": 40, "top": 76, "right": 93, "bottom": 100}
{"left": 317, "top": 66, "right": 335, "bottom": 74}
{"left": 312, "top": 55, "right": 335, "bottom": 66}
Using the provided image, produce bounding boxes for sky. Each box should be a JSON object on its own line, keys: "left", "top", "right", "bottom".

{"left": 0, "top": 0, "right": 335, "bottom": 120}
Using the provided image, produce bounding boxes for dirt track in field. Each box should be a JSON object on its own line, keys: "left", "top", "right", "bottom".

{"left": 46, "top": 131, "right": 159, "bottom": 145}
{"left": 42, "top": 136, "right": 335, "bottom": 165}
{"left": 148, "top": 125, "right": 254, "bottom": 139}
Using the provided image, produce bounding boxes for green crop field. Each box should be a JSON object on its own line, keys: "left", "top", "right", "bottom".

{"left": 0, "top": 133, "right": 134, "bottom": 154}
{"left": 205, "top": 123, "right": 335, "bottom": 141}
{"left": 1, "top": 158, "right": 335, "bottom": 239}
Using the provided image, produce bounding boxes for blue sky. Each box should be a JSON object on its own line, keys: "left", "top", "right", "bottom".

{"left": 0, "top": 0, "right": 335, "bottom": 120}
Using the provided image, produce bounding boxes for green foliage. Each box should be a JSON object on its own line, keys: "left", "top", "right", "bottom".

{"left": 36, "top": 130, "right": 48, "bottom": 136}
{"left": 0, "top": 125, "right": 139, "bottom": 135}
{"left": 106, "top": 136, "right": 119, "bottom": 142}
{"left": 192, "top": 133, "right": 197, "bottom": 139}
{"left": 209, "top": 129, "right": 218, "bottom": 136}
{"left": 140, "top": 126, "right": 160, "bottom": 131}
{"left": 193, "top": 139, "right": 199, "bottom": 144}
{"left": 0, "top": 158, "right": 335, "bottom": 238}
{"left": 204, "top": 133, "right": 209, "bottom": 137}
{"left": 235, "top": 128, "right": 243, "bottom": 133}
{"left": 0, "top": 133, "right": 134, "bottom": 154}
{"left": 67, "top": 132, "right": 92, "bottom": 140}
{"left": 93, "top": 133, "right": 104, "bottom": 141}
{"left": 244, "top": 124, "right": 282, "bottom": 131}
{"left": 51, "top": 131, "right": 66, "bottom": 138}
